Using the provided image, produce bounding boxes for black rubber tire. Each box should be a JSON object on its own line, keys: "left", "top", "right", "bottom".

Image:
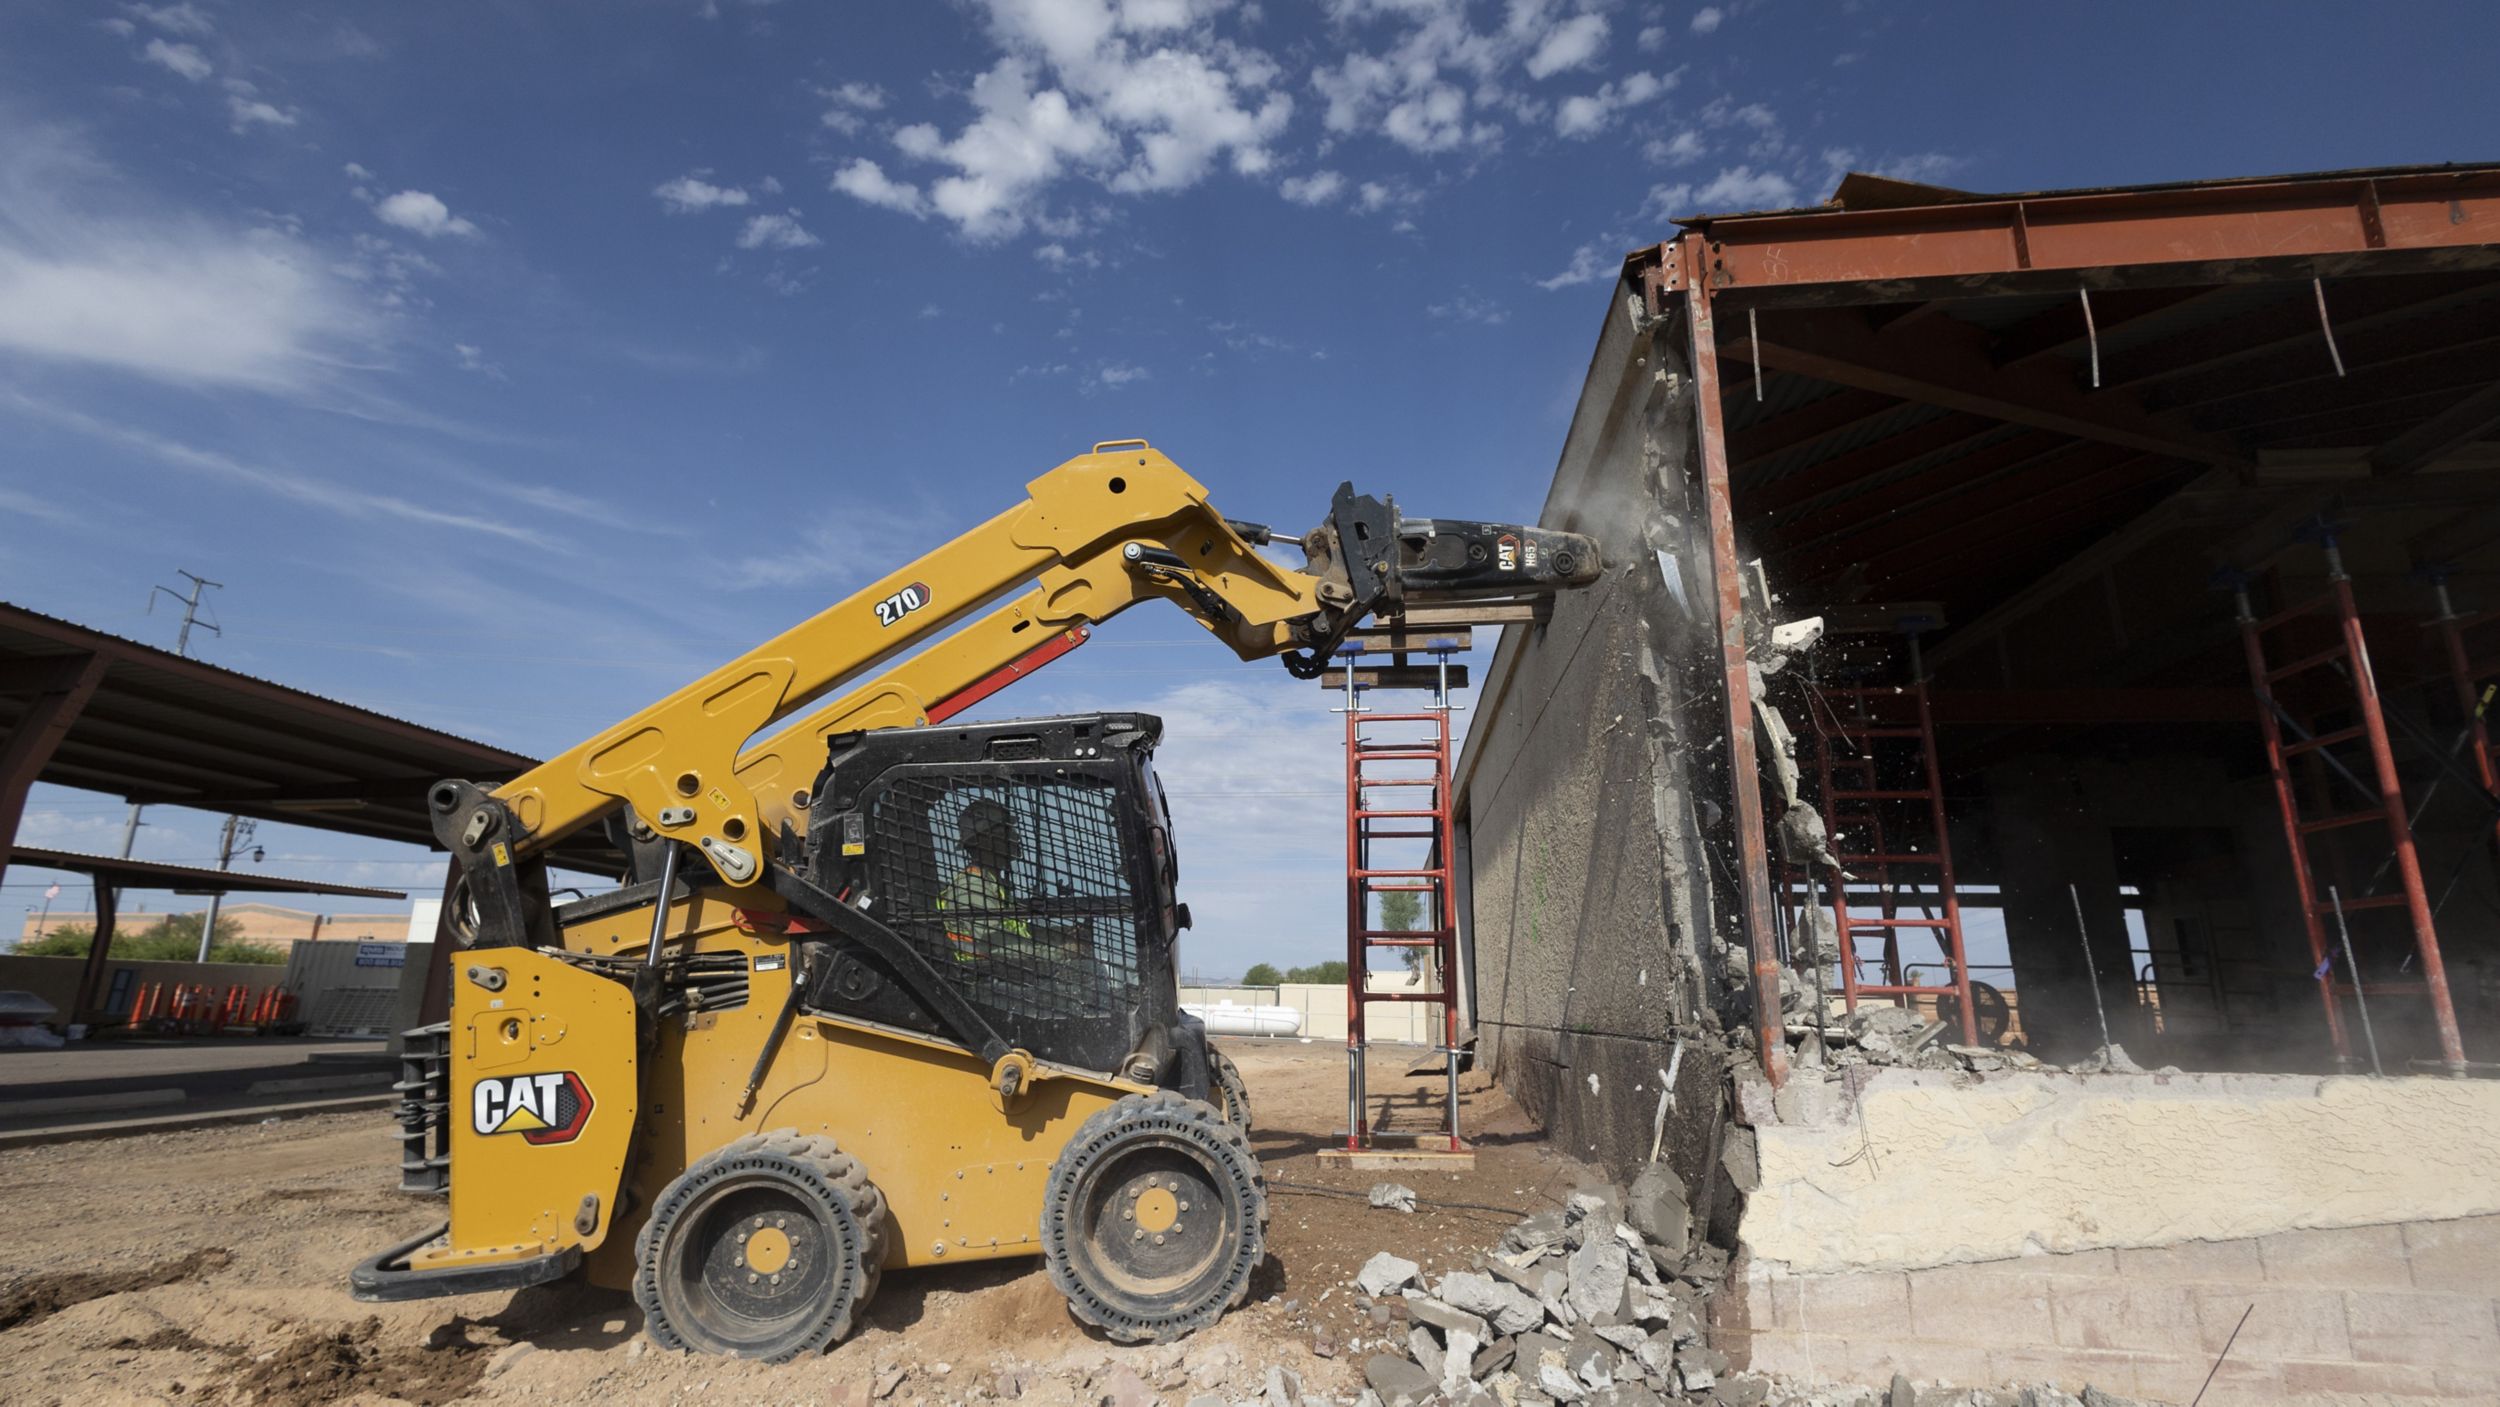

{"left": 1042, "top": 1091, "right": 1266, "bottom": 1344}
{"left": 633, "top": 1130, "right": 886, "bottom": 1362}
{"left": 1209, "top": 1047, "right": 1253, "bottom": 1137}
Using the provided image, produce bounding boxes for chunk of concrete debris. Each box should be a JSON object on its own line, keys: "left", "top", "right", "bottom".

{"left": 1185, "top": 1394, "right": 1227, "bottom": 1407}
{"left": 1442, "top": 1328, "right": 1483, "bottom": 1394}
{"left": 1889, "top": 1372, "right": 1915, "bottom": 1407}
{"left": 1355, "top": 1251, "right": 1421, "bottom": 1297}
{"left": 1404, "top": 1292, "right": 1492, "bottom": 1342}
{"left": 1636, "top": 1333, "right": 1676, "bottom": 1378}
{"left": 1591, "top": 1323, "right": 1648, "bottom": 1353}
{"left": 1708, "top": 1374, "right": 1771, "bottom": 1407}
{"left": 1364, "top": 1354, "right": 1437, "bottom": 1407}
{"left": 1369, "top": 1181, "right": 1419, "bottom": 1213}
{"left": 1409, "top": 1325, "right": 1446, "bottom": 1381}
{"left": 1438, "top": 1270, "right": 1546, "bottom": 1336}
{"left": 1623, "top": 1163, "right": 1690, "bottom": 1260}
{"left": 2078, "top": 1388, "right": 2149, "bottom": 1407}
{"left": 1484, "top": 1252, "right": 1566, "bottom": 1303}
{"left": 1564, "top": 1229, "right": 1629, "bottom": 1321}
{"left": 1565, "top": 1338, "right": 1614, "bottom": 1392}
{"left": 1502, "top": 1208, "right": 1570, "bottom": 1255}
{"left": 1263, "top": 1366, "right": 1302, "bottom": 1407}
{"left": 2077, "top": 1043, "right": 2144, "bottom": 1074}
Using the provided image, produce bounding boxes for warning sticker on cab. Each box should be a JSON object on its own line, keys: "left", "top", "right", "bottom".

{"left": 472, "top": 1071, "right": 595, "bottom": 1144}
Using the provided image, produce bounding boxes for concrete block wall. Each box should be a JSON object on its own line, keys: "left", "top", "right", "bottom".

{"left": 1725, "top": 1066, "right": 2500, "bottom": 1402}
{"left": 1455, "top": 282, "right": 1733, "bottom": 1185}
{"left": 1720, "top": 1217, "right": 2500, "bottom": 1404}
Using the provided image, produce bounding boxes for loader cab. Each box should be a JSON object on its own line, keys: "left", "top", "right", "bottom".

{"left": 799, "top": 712, "right": 1185, "bottom": 1078}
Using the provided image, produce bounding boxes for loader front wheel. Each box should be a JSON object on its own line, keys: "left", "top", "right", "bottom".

{"left": 1043, "top": 1091, "right": 1265, "bottom": 1343}
{"left": 1209, "top": 1047, "right": 1253, "bottom": 1135}
{"left": 634, "top": 1130, "right": 886, "bottom": 1362}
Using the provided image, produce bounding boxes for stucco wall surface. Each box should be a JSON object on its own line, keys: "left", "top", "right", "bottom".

{"left": 1743, "top": 1068, "right": 2500, "bottom": 1275}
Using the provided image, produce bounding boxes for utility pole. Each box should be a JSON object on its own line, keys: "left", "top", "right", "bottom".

{"left": 195, "top": 815, "right": 260, "bottom": 962}
{"left": 124, "top": 572, "right": 222, "bottom": 895}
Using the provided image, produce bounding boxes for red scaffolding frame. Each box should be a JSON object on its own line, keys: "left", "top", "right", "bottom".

{"left": 2233, "top": 542, "right": 2467, "bottom": 1071}
{"left": 1335, "top": 637, "right": 1466, "bottom": 1154}
{"left": 1802, "top": 638, "right": 1980, "bottom": 1046}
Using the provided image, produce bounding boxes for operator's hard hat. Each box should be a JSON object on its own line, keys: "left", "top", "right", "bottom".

{"left": 958, "top": 797, "right": 1017, "bottom": 851}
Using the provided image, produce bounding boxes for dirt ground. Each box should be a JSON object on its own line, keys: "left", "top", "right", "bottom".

{"left": 0, "top": 1038, "right": 1594, "bottom": 1406}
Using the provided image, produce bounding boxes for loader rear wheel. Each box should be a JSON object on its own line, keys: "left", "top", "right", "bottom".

{"left": 633, "top": 1130, "right": 886, "bottom": 1362}
{"left": 1209, "top": 1047, "right": 1253, "bottom": 1136}
{"left": 1042, "top": 1090, "right": 1265, "bottom": 1343}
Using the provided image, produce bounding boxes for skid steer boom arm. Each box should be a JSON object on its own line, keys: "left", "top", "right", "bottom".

{"left": 431, "top": 442, "right": 1596, "bottom": 945}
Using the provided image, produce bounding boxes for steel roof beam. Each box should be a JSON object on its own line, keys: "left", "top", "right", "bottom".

{"left": 2372, "top": 380, "right": 2500, "bottom": 475}
{"left": 1659, "top": 167, "right": 2500, "bottom": 310}
{"left": 1732, "top": 308, "right": 2250, "bottom": 469}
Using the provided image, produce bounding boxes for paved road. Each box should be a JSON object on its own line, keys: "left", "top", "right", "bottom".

{"left": 0, "top": 1036, "right": 395, "bottom": 1136}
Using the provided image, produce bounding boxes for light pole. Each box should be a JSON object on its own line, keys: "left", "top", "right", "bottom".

{"left": 194, "top": 817, "right": 261, "bottom": 963}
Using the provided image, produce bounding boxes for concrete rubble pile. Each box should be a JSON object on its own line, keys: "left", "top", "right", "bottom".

{"left": 1343, "top": 1165, "right": 2172, "bottom": 1407}
{"left": 1782, "top": 1003, "right": 2169, "bottom": 1079}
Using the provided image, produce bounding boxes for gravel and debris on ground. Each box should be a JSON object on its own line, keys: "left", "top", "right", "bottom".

{"left": 0, "top": 1038, "right": 2165, "bottom": 1407}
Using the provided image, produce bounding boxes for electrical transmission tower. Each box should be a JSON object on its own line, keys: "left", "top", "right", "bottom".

{"left": 120, "top": 572, "right": 223, "bottom": 893}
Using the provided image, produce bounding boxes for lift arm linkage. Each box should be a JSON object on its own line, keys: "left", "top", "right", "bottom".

{"left": 429, "top": 442, "right": 1596, "bottom": 942}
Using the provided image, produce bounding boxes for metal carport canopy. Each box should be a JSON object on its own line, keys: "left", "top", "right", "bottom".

{"left": 0, "top": 600, "right": 624, "bottom": 884}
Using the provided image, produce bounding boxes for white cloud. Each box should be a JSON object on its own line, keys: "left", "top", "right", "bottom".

{"left": 1427, "top": 291, "right": 1506, "bottom": 325}
{"left": 1095, "top": 361, "right": 1149, "bottom": 388}
{"left": 226, "top": 95, "right": 297, "bottom": 132}
{"left": 1646, "top": 129, "right": 1706, "bottom": 165}
{"left": 342, "top": 161, "right": 373, "bottom": 180}
{"left": 0, "top": 124, "right": 378, "bottom": 394}
{"left": 852, "top": 1, "right": 1293, "bottom": 241}
{"left": 100, "top": 17, "right": 137, "bottom": 37}
{"left": 1, "top": 390, "right": 554, "bottom": 548}
{"left": 830, "top": 158, "right": 930, "bottom": 217}
{"left": 451, "top": 343, "right": 506, "bottom": 380}
{"left": 1278, "top": 169, "right": 1346, "bottom": 205}
{"left": 1637, "top": 24, "right": 1667, "bottom": 52}
{"left": 1555, "top": 71, "right": 1672, "bottom": 139}
{"left": 1310, "top": 0, "right": 1624, "bottom": 154}
{"left": 1536, "top": 240, "right": 1618, "bottom": 291}
{"left": 374, "top": 189, "right": 480, "bottom": 239}
{"left": 653, "top": 174, "right": 751, "bottom": 213}
{"left": 819, "top": 80, "right": 889, "bottom": 134}
{"left": 1524, "top": 13, "right": 1608, "bottom": 80}
{"left": 1034, "top": 241, "right": 1099, "bottom": 270}
{"left": 141, "top": 38, "right": 212, "bottom": 81}
{"left": 130, "top": 3, "right": 215, "bottom": 36}
{"left": 1641, "top": 165, "right": 1801, "bottom": 220}
{"left": 735, "top": 210, "right": 820, "bottom": 250}
{"left": 1691, "top": 6, "right": 1724, "bottom": 35}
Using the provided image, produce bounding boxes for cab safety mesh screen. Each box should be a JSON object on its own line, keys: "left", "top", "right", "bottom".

{"left": 864, "top": 771, "right": 1145, "bottom": 1030}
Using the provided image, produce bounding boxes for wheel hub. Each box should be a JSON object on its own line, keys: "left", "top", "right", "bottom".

{"left": 1132, "top": 1185, "right": 1179, "bottom": 1234}
{"left": 745, "top": 1225, "right": 794, "bottom": 1275}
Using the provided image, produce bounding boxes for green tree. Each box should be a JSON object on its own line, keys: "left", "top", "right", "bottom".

{"left": 1283, "top": 960, "right": 1350, "bottom": 985}
{"left": 1375, "top": 890, "right": 1433, "bottom": 971}
{"left": 16, "top": 914, "right": 284, "bottom": 965}
{"left": 1240, "top": 962, "right": 1283, "bottom": 987}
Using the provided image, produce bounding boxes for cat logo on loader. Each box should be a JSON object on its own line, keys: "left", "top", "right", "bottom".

{"left": 472, "top": 1071, "right": 594, "bottom": 1145}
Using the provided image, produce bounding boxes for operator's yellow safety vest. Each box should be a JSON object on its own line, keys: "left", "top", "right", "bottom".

{"left": 936, "top": 866, "right": 1030, "bottom": 959}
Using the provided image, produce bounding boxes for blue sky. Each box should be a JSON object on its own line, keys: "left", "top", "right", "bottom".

{"left": 4, "top": 0, "right": 2494, "bottom": 975}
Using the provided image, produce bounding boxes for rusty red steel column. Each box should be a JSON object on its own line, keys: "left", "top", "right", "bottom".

{"left": 2329, "top": 559, "right": 2466, "bottom": 1070}
{"left": 1679, "top": 232, "right": 1790, "bottom": 1088}
{"left": 2430, "top": 581, "right": 2500, "bottom": 862}
{"left": 2234, "top": 585, "right": 2352, "bottom": 1060}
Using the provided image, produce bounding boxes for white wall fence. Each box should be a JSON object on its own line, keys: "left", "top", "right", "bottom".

{"left": 1180, "top": 973, "right": 1444, "bottom": 1045}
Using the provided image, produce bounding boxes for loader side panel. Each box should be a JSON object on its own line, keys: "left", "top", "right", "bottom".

{"left": 415, "top": 949, "right": 639, "bottom": 1274}
{"left": 587, "top": 940, "right": 1140, "bottom": 1288}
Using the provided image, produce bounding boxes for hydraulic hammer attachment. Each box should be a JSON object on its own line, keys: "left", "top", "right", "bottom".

{"left": 1281, "top": 483, "right": 1600, "bottom": 676}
